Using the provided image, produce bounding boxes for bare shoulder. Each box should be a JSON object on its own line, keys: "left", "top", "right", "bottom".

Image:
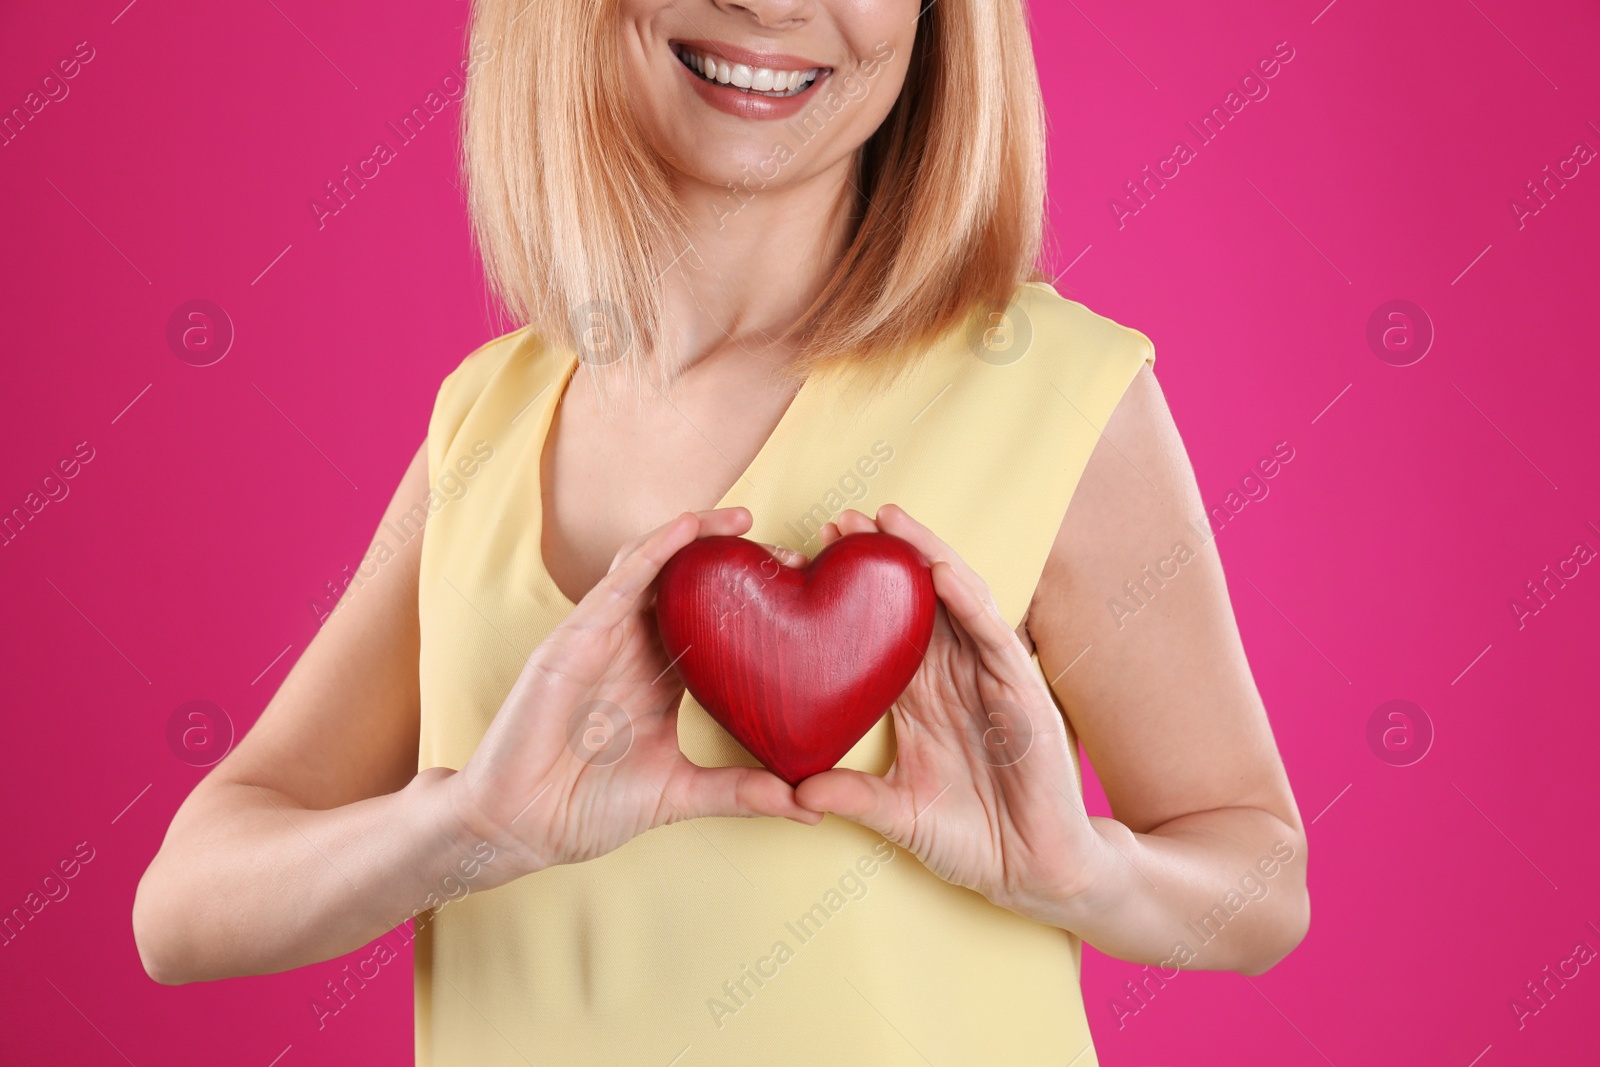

{"left": 1024, "top": 362, "right": 1301, "bottom": 834}
{"left": 1037, "top": 360, "right": 1198, "bottom": 599}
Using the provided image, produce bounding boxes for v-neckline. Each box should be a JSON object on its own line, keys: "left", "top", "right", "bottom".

{"left": 529, "top": 344, "right": 821, "bottom": 609}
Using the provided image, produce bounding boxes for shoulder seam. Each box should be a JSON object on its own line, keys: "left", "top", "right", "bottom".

{"left": 445, "top": 324, "right": 538, "bottom": 384}
{"left": 1019, "top": 284, "right": 1156, "bottom": 370}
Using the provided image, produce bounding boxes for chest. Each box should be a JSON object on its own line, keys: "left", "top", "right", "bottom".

{"left": 417, "top": 320, "right": 1105, "bottom": 774}
{"left": 538, "top": 359, "right": 807, "bottom": 604}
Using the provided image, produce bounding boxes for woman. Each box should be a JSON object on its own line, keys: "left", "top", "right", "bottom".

{"left": 133, "top": 0, "right": 1309, "bottom": 1063}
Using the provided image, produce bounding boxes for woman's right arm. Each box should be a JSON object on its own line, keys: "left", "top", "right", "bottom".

{"left": 133, "top": 443, "right": 468, "bottom": 983}
{"left": 133, "top": 443, "right": 813, "bottom": 985}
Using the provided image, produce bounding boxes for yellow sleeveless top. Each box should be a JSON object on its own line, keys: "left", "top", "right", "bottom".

{"left": 414, "top": 280, "right": 1155, "bottom": 1066}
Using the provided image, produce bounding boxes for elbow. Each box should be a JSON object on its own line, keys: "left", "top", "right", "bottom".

{"left": 137, "top": 949, "right": 188, "bottom": 988}
{"left": 131, "top": 864, "right": 195, "bottom": 986}
{"left": 1238, "top": 821, "right": 1311, "bottom": 976}
{"left": 1237, "top": 881, "right": 1310, "bottom": 977}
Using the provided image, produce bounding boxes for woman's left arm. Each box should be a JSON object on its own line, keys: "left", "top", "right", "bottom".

{"left": 797, "top": 362, "right": 1308, "bottom": 976}
{"left": 1022, "top": 360, "right": 1309, "bottom": 974}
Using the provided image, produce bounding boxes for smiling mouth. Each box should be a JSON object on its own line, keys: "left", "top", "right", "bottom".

{"left": 670, "top": 43, "right": 826, "bottom": 98}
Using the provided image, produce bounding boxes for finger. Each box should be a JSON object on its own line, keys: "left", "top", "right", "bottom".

{"left": 664, "top": 764, "right": 823, "bottom": 825}
{"left": 793, "top": 768, "right": 909, "bottom": 843}
{"left": 831, "top": 508, "right": 879, "bottom": 537}
{"left": 875, "top": 504, "right": 1012, "bottom": 647}
{"left": 816, "top": 508, "right": 876, "bottom": 551}
{"left": 925, "top": 583, "right": 959, "bottom": 643}
{"left": 872, "top": 503, "right": 961, "bottom": 568}
{"left": 574, "top": 511, "right": 716, "bottom": 631}
{"left": 691, "top": 506, "right": 755, "bottom": 538}
{"left": 928, "top": 558, "right": 1022, "bottom": 658}
{"left": 607, "top": 506, "right": 752, "bottom": 574}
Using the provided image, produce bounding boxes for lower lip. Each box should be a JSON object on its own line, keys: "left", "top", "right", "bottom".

{"left": 679, "top": 58, "right": 827, "bottom": 121}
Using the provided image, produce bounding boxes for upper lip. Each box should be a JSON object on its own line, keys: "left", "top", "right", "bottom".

{"left": 671, "top": 39, "right": 830, "bottom": 73}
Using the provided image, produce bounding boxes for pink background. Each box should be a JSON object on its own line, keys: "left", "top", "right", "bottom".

{"left": 2, "top": 0, "right": 1597, "bottom": 1063}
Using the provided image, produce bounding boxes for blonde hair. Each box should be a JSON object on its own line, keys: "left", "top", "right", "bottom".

{"left": 460, "top": 0, "right": 1046, "bottom": 391}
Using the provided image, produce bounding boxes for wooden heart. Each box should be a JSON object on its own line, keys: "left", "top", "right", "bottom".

{"left": 654, "top": 532, "right": 936, "bottom": 785}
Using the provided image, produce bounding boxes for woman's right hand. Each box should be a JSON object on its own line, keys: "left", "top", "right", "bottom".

{"left": 443, "top": 506, "right": 820, "bottom": 880}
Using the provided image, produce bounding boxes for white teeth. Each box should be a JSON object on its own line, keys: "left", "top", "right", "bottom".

{"left": 675, "top": 46, "right": 822, "bottom": 97}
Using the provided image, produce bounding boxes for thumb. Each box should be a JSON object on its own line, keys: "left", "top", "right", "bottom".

{"left": 794, "top": 768, "right": 908, "bottom": 844}
{"left": 662, "top": 764, "right": 822, "bottom": 825}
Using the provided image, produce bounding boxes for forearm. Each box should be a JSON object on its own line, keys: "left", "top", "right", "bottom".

{"left": 1050, "top": 807, "right": 1308, "bottom": 975}
{"left": 133, "top": 767, "right": 501, "bottom": 984}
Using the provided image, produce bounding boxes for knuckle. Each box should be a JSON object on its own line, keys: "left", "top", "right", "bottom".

{"left": 612, "top": 539, "right": 640, "bottom": 569}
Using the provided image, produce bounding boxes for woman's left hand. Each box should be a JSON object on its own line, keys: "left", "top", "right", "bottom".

{"left": 794, "top": 504, "right": 1120, "bottom": 929}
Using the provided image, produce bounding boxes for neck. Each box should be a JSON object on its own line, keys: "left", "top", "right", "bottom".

{"left": 653, "top": 154, "right": 859, "bottom": 380}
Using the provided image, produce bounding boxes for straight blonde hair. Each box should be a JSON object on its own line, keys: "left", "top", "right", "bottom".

{"left": 460, "top": 0, "right": 1046, "bottom": 392}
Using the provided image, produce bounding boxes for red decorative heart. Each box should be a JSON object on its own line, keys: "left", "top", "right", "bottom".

{"left": 654, "top": 532, "right": 936, "bottom": 785}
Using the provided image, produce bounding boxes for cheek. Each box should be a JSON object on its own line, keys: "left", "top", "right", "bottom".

{"left": 838, "top": 0, "right": 920, "bottom": 69}
{"left": 785, "top": 71, "right": 898, "bottom": 172}
{"left": 612, "top": 12, "right": 674, "bottom": 122}
{"left": 833, "top": 19, "right": 917, "bottom": 125}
